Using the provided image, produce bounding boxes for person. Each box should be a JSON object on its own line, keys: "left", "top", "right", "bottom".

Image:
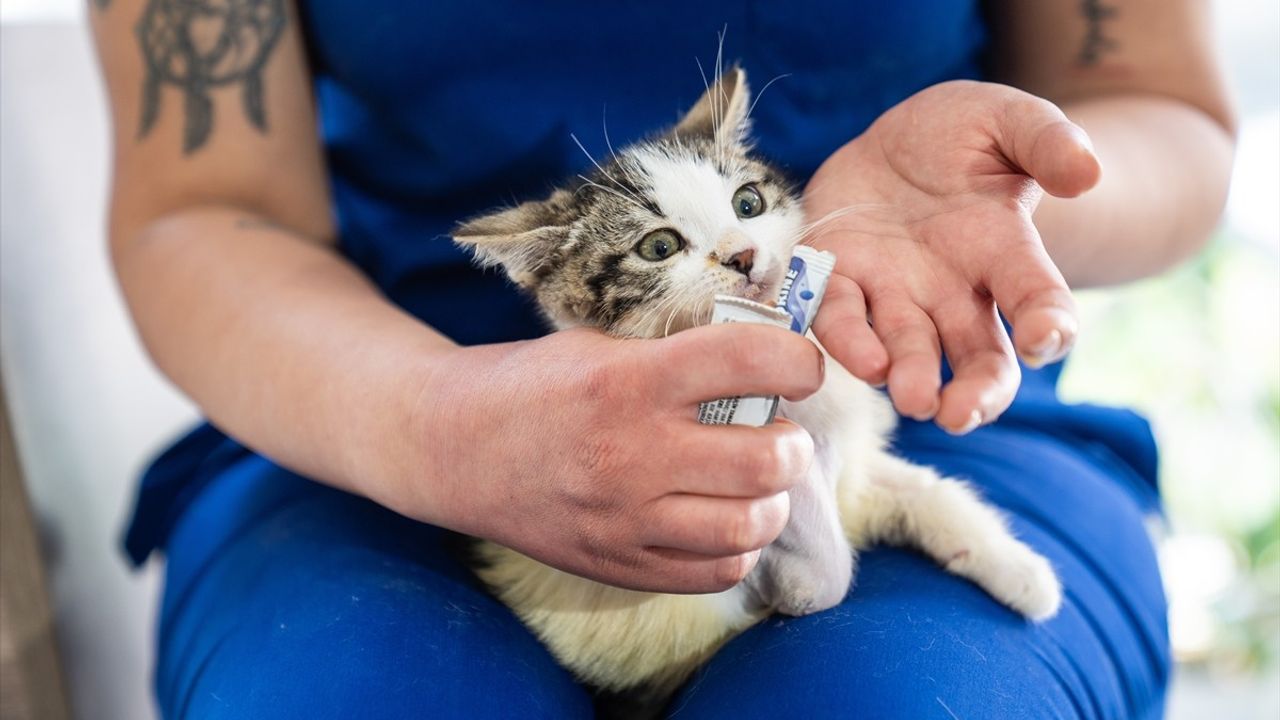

{"left": 92, "top": 1, "right": 1234, "bottom": 717}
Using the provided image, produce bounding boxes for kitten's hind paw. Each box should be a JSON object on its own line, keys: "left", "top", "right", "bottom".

{"left": 949, "top": 542, "right": 1062, "bottom": 621}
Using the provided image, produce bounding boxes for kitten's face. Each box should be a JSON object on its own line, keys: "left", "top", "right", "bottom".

{"left": 455, "top": 68, "right": 804, "bottom": 338}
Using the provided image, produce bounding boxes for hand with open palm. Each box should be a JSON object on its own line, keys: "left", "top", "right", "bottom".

{"left": 807, "top": 80, "right": 1101, "bottom": 433}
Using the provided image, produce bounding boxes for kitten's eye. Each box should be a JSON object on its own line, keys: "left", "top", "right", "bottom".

{"left": 732, "top": 185, "right": 765, "bottom": 219}
{"left": 635, "top": 229, "right": 685, "bottom": 261}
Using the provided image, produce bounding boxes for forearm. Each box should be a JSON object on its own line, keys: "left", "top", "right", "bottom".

{"left": 1033, "top": 97, "right": 1234, "bottom": 288}
{"left": 114, "top": 206, "right": 455, "bottom": 516}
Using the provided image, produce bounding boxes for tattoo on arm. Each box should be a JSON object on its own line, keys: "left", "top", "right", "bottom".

{"left": 133, "top": 0, "right": 287, "bottom": 154}
{"left": 1077, "top": 0, "right": 1119, "bottom": 66}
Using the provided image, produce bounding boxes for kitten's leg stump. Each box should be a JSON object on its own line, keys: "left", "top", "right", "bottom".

{"left": 749, "top": 439, "right": 853, "bottom": 616}
{"left": 842, "top": 452, "right": 1062, "bottom": 620}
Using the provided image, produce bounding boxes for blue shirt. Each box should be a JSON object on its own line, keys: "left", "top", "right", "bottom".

{"left": 125, "top": 0, "right": 1157, "bottom": 564}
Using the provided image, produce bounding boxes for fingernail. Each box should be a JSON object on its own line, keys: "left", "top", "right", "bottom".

{"left": 907, "top": 408, "right": 933, "bottom": 422}
{"left": 1030, "top": 329, "right": 1063, "bottom": 357}
{"left": 910, "top": 398, "right": 940, "bottom": 422}
{"left": 1068, "top": 123, "right": 1095, "bottom": 153}
{"left": 1023, "top": 329, "right": 1062, "bottom": 368}
{"left": 945, "top": 410, "right": 983, "bottom": 436}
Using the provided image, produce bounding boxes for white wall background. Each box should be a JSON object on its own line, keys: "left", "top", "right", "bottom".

{"left": 1, "top": 12, "right": 196, "bottom": 720}
{"left": 0, "top": 2, "right": 1275, "bottom": 719}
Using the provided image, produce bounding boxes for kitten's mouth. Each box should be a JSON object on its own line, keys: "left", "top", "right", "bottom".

{"left": 734, "top": 273, "right": 781, "bottom": 303}
{"left": 739, "top": 281, "right": 772, "bottom": 302}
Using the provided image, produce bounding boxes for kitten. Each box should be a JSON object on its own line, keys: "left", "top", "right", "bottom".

{"left": 453, "top": 67, "right": 1061, "bottom": 707}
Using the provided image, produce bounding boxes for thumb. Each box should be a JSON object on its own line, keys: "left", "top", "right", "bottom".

{"left": 997, "top": 94, "right": 1102, "bottom": 199}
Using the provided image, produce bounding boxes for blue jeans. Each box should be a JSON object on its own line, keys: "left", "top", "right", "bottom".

{"left": 152, "top": 419, "right": 1169, "bottom": 719}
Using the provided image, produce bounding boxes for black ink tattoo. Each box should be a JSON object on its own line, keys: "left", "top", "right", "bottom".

{"left": 1077, "top": 0, "right": 1119, "bottom": 66}
{"left": 135, "top": 0, "right": 286, "bottom": 154}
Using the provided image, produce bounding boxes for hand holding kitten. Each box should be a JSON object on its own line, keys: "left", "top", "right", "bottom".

{"left": 805, "top": 80, "right": 1101, "bottom": 433}
{"left": 418, "top": 323, "right": 822, "bottom": 594}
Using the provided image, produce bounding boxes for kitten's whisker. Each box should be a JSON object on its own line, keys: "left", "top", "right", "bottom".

{"left": 714, "top": 31, "right": 724, "bottom": 170}
{"left": 637, "top": 288, "right": 684, "bottom": 338}
{"left": 694, "top": 56, "right": 712, "bottom": 102}
{"left": 663, "top": 307, "right": 679, "bottom": 337}
{"left": 744, "top": 73, "right": 791, "bottom": 126}
{"left": 694, "top": 55, "right": 722, "bottom": 170}
{"left": 625, "top": 290, "right": 677, "bottom": 339}
{"left": 787, "top": 204, "right": 891, "bottom": 242}
{"left": 570, "top": 132, "right": 647, "bottom": 207}
{"left": 601, "top": 105, "right": 623, "bottom": 167}
{"left": 659, "top": 290, "right": 692, "bottom": 337}
{"left": 675, "top": 288, "right": 716, "bottom": 337}
{"left": 692, "top": 56, "right": 714, "bottom": 160}
{"left": 576, "top": 175, "right": 647, "bottom": 213}
{"left": 691, "top": 292, "right": 716, "bottom": 328}
{"left": 718, "top": 30, "right": 733, "bottom": 172}
{"left": 601, "top": 108, "right": 648, "bottom": 194}
{"left": 604, "top": 108, "right": 644, "bottom": 191}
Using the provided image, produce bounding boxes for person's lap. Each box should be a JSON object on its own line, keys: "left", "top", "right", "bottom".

{"left": 155, "top": 424, "right": 1168, "bottom": 719}
{"left": 670, "top": 423, "right": 1169, "bottom": 719}
{"left": 155, "top": 455, "right": 592, "bottom": 718}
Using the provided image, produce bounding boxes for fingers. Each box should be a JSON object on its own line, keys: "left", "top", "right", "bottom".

{"left": 655, "top": 323, "right": 825, "bottom": 404}
{"left": 996, "top": 94, "right": 1102, "bottom": 199}
{"left": 981, "top": 226, "right": 1079, "bottom": 368}
{"left": 640, "top": 491, "right": 791, "bottom": 558}
{"left": 575, "top": 418, "right": 808, "bottom": 595}
{"left": 670, "top": 418, "right": 814, "bottom": 498}
{"left": 931, "top": 294, "right": 1020, "bottom": 433}
{"left": 1009, "top": 290, "right": 1078, "bottom": 368}
{"left": 811, "top": 273, "right": 889, "bottom": 385}
{"left": 625, "top": 549, "right": 764, "bottom": 595}
{"left": 871, "top": 294, "right": 942, "bottom": 420}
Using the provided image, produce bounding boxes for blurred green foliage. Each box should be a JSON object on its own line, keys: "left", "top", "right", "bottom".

{"left": 1061, "top": 230, "right": 1280, "bottom": 674}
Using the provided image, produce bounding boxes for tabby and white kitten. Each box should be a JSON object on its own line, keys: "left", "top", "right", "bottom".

{"left": 454, "top": 68, "right": 1062, "bottom": 704}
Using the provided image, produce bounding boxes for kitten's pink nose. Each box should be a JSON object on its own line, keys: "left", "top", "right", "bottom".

{"left": 722, "top": 248, "right": 755, "bottom": 277}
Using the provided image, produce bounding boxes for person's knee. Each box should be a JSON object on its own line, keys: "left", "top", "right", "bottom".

{"left": 671, "top": 551, "right": 1109, "bottom": 719}
{"left": 676, "top": 621, "right": 1077, "bottom": 717}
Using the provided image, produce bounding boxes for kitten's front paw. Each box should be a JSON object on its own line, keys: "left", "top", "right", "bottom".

{"left": 950, "top": 542, "right": 1062, "bottom": 621}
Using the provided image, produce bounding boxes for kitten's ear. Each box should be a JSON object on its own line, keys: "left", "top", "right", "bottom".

{"left": 453, "top": 190, "right": 574, "bottom": 286}
{"left": 673, "top": 65, "right": 751, "bottom": 143}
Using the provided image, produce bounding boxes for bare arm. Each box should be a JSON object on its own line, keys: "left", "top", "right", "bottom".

{"left": 91, "top": 0, "right": 821, "bottom": 592}
{"left": 988, "top": 0, "right": 1236, "bottom": 287}
{"left": 91, "top": 0, "right": 454, "bottom": 515}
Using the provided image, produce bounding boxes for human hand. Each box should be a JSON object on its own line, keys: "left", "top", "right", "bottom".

{"left": 413, "top": 325, "right": 823, "bottom": 594}
{"left": 806, "top": 80, "right": 1101, "bottom": 433}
